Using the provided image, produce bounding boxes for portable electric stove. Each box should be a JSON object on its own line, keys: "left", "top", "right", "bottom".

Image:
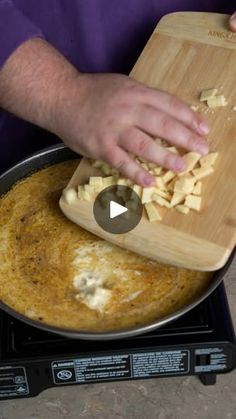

{"left": 0, "top": 282, "right": 235, "bottom": 400}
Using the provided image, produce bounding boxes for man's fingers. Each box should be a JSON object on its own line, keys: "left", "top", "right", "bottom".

{"left": 229, "top": 12, "right": 236, "bottom": 32}
{"left": 102, "top": 144, "right": 155, "bottom": 187}
{"left": 119, "top": 128, "right": 186, "bottom": 172}
{"left": 137, "top": 86, "right": 209, "bottom": 136}
{"left": 136, "top": 105, "right": 209, "bottom": 155}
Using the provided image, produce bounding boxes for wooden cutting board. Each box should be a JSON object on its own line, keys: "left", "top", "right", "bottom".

{"left": 60, "top": 12, "right": 236, "bottom": 271}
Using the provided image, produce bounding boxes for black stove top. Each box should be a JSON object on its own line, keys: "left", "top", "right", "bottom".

{"left": 0, "top": 282, "right": 235, "bottom": 400}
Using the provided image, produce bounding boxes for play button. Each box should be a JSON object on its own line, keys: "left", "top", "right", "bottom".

{"left": 93, "top": 185, "right": 143, "bottom": 234}
{"left": 110, "top": 201, "right": 128, "bottom": 219}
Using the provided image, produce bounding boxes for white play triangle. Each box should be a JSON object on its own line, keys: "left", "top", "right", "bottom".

{"left": 109, "top": 200, "right": 128, "bottom": 219}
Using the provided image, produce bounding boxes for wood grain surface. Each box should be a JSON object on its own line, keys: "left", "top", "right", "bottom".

{"left": 60, "top": 13, "right": 236, "bottom": 271}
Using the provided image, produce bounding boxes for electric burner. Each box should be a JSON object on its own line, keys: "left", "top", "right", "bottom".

{"left": 0, "top": 282, "right": 235, "bottom": 400}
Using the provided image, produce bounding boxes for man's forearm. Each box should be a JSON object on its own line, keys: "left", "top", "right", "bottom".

{"left": 0, "top": 38, "right": 82, "bottom": 134}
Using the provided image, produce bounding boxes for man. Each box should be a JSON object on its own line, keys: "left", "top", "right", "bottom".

{"left": 0, "top": 1, "right": 235, "bottom": 186}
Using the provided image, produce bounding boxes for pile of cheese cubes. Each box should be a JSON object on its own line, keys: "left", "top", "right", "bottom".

{"left": 67, "top": 143, "right": 218, "bottom": 222}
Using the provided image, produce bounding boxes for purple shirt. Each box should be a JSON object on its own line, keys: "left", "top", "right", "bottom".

{"left": 0, "top": 0, "right": 234, "bottom": 172}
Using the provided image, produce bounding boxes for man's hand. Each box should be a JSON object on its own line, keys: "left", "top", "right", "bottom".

{"left": 229, "top": 12, "right": 236, "bottom": 31}
{"left": 0, "top": 38, "right": 209, "bottom": 187}
{"left": 57, "top": 73, "right": 209, "bottom": 186}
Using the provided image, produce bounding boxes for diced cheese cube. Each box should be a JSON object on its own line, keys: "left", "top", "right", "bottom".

{"left": 192, "top": 181, "right": 202, "bottom": 195}
{"left": 192, "top": 166, "right": 214, "bottom": 180}
{"left": 94, "top": 185, "right": 104, "bottom": 194}
{"left": 155, "top": 176, "right": 166, "bottom": 190}
{"left": 92, "top": 160, "right": 104, "bottom": 169}
{"left": 117, "top": 178, "right": 129, "bottom": 186}
{"left": 176, "top": 205, "right": 190, "bottom": 214}
{"left": 162, "top": 171, "right": 175, "bottom": 183}
{"left": 200, "top": 88, "right": 218, "bottom": 102}
{"left": 89, "top": 176, "right": 103, "bottom": 187}
{"left": 170, "top": 192, "right": 186, "bottom": 207}
{"left": 152, "top": 195, "right": 170, "bottom": 208}
{"left": 207, "top": 95, "right": 227, "bottom": 108}
{"left": 152, "top": 188, "right": 170, "bottom": 200}
{"left": 145, "top": 202, "right": 162, "bottom": 222}
{"left": 62, "top": 188, "right": 77, "bottom": 204}
{"left": 142, "top": 187, "right": 156, "bottom": 204}
{"left": 102, "top": 176, "right": 117, "bottom": 187}
{"left": 126, "top": 179, "right": 134, "bottom": 187}
{"left": 147, "top": 162, "right": 157, "bottom": 169}
{"left": 200, "top": 152, "right": 218, "bottom": 167}
{"left": 78, "top": 185, "right": 91, "bottom": 201}
{"left": 174, "top": 176, "right": 195, "bottom": 194}
{"left": 166, "top": 176, "right": 178, "bottom": 191}
{"left": 166, "top": 146, "right": 179, "bottom": 154}
{"left": 101, "top": 163, "right": 113, "bottom": 175}
{"left": 84, "top": 184, "right": 95, "bottom": 194}
{"left": 181, "top": 152, "right": 201, "bottom": 173}
{"left": 184, "top": 195, "right": 202, "bottom": 211}
{"left": 153, "top": 167, "right": 162, "bottom": 175}
{"left": 138, "top": 157, "right": 148, "bottom": 163}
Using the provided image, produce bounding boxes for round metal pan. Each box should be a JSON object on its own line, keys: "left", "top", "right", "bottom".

{"left": 0, "top": 143, "right": 235, "bottom": 340}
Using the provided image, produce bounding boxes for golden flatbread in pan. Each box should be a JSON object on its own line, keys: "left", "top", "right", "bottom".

{"left": 0, "top": 160, "right": 212, "bottom": 332}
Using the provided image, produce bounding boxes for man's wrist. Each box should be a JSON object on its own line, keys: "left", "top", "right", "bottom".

{"left": 50, "top": 72, "right": 90, "bottom": 140}
{"left": 0, "top": 38, "right": 83, "bottom": 136}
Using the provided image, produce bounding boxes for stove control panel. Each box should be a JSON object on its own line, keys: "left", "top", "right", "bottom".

{"left": 0, "top": 343, "right": 235, "bottom": 400}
